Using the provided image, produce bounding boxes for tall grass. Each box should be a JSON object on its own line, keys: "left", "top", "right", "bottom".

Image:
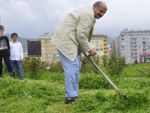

{"left": 0, "top": 64, "right": 150, "bottom": 113}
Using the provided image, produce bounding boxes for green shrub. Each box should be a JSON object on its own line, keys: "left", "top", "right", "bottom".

{"left": 80, "top": 56, "right": 102, "bottom": 73}
{"left": 102, "top": 55, "right": 108, "bottom": 67}
{"left": 49, "top": 61, "right": 63, "bottom": 73}
{"left": 106, "top": 56, "right": 126, "bottom": 76}
{"left": 134, "top": 60, "right": 138, "bottom": 64}
{"left": 23, "top": 57, "right": 48, "bottom": 79}
{"left": 29, "top": 57, "right": 42, "bottom": 78}
{"left": 79, "top": 73, "right": 111, "bottom": 89}
{"left": 137, "top": 64, "right": 150, "bottom": 77}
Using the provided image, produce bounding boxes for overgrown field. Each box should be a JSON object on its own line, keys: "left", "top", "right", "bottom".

{"left": 0, "top": 64, "right": 150, "bottom": 113}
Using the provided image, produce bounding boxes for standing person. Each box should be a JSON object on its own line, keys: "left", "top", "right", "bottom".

{"left": 10, "top": 33, "right": 24, "bottom": 80}
{"left": 0, "top": 25, "right": 13, "bottom": 79}
{"left": 52, "top": 1, "right": 107, "bottom": 104}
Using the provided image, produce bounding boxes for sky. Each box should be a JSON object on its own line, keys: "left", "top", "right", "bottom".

{"left": 0, "top": 0, "right": 150, "bottom": 39}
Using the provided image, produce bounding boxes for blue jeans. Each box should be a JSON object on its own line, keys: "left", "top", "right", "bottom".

{"left": 11, "top": 60, "right": 23, "bottom": 80}
{"left": 58, "top": 51, "right": 81, "bottom": 98}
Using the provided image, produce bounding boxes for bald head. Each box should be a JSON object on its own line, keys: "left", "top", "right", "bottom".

{"left": 93, "top": 1, "right": 107, "bottom": 19}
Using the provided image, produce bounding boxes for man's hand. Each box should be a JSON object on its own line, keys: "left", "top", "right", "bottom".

{"left": 88, "top": 49, "right": 97, "bottom": 56}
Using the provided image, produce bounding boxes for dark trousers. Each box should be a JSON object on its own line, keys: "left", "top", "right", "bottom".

{"left": 0, "top": 56, "right": 12, "bottom": 77}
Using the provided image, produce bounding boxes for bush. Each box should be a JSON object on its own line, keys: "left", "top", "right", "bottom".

{"left": 23, "top": 57, "right": 48, "bottom": 79}
{"left": 80, "top": 56, "right": 101, "bottom": 73}
{"left": 137, "top": 64, "right": 150, "bottom": 77}
{"left": 106, "top": 56, "right": 126, "bottom": 76}
{"left": 134, "top": 60, "right": 138, "bottom": 64}
{"left": 49, "top": 61, "right": 63, "bottom": 73}
{"left": 102, "top": 55, "right": 108, "bottom": 67}
{"left": 79, "top": 73, "right": 111, "bottom": 89}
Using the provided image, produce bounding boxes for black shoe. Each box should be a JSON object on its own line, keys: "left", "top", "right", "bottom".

{"left": 65, "top": 97, "right": 78, "bottom": 104}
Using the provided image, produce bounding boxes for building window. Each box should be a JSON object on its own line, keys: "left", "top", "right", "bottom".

{"left": 143, "top": 41, "right": 146, "bottom": 44}
{"left": 143, "top": 49, "right": 146, "bottom": 52}
{"left": 121, "top": 35, "right": 124, "bottom": 37}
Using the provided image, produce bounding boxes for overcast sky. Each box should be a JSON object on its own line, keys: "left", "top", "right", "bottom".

{"left": 0, "top": 0, "right": 150, "bottom": 38}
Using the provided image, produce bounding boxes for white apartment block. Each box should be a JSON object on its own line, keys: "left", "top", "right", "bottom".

{"left": 117, "top": 30, "right": 150, "bottom": 64}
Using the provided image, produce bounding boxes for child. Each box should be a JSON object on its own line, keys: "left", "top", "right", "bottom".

{"left": 0, "top": 25, "right": 13, "bottom": 79}
{"left": 10, "top": 33, "right": 24, "bottom": 80}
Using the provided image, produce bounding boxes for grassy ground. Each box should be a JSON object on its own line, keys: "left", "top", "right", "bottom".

{"left": 0, "top": 64, "right": 150, "bottom": 113}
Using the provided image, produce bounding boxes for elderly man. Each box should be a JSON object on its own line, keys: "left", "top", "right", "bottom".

{"left": 52, "top": 1, "right": 107, "bottom": 104}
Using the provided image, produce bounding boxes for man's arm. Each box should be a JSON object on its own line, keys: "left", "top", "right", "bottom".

{"left": 76, "top": 14, "right": 94, "bottom": 52}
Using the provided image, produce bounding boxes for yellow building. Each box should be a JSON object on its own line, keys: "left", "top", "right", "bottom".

{"left": 91, "top": 35, "right": 108, "bottom": 57}
{"left": 41, "top": 33, "right": 108, "bottom": 63}
{"left": 41, "top": 33, "right": 59, "bottom": 63}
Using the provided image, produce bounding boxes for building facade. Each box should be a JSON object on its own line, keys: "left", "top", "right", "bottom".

{"left": 117, "top": 30, "right": 150, "bottom": 64}
{"left": 41, "top": 33, "right": 59, "bottom": 63}
{"left": 91, "top": 35, "right": 109, "bottom": 57}
{"left": 40, "top": 34, "right": 109, "bottom": 63}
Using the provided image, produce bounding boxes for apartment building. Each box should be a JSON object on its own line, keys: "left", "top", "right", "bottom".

{"left": 40, "top": 33, "right": 109, "bottom": 63}
{"left": 117, "top": 30, "right": 150, "bottom": 64}
{"left": 91, "top": 34, "right": 109, "bottom": 57}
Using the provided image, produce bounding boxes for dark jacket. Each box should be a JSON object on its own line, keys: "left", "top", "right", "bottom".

{"left": 0, "top": 36, "right": 10, "bottom": 57}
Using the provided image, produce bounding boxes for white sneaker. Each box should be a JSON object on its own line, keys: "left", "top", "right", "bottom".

{"left": 0, "top": 77, "right": 2, "bottom": 80}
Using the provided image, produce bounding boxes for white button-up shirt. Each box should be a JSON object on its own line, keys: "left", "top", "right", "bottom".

{"left": 10, "top": 41, "right": 23, "bottom": 60}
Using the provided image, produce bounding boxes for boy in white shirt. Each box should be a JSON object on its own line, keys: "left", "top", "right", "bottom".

{"left": 10, "top": 33, "right": 24, "bottom": 80}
